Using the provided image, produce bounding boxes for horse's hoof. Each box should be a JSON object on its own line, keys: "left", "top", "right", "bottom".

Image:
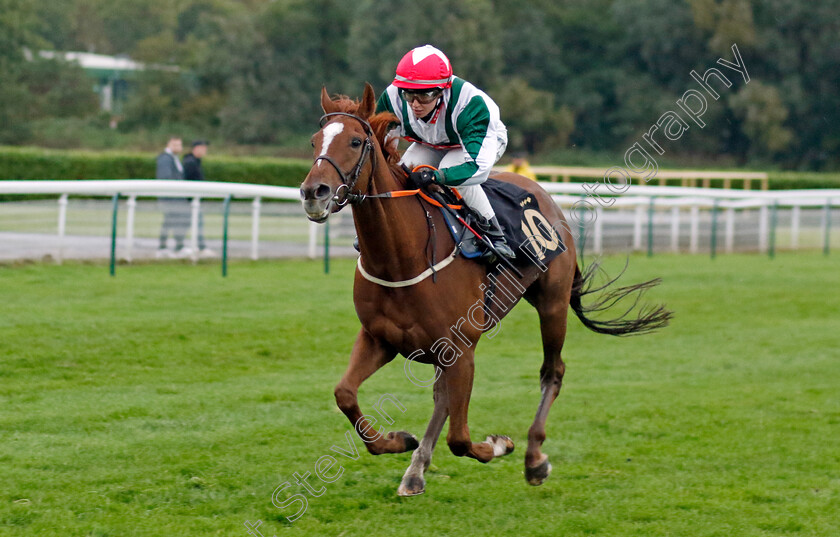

{"left": 396, "top": 431, "right": 419, "bottom": 452}
{"left": 525, "top": 456, "right": 552, "bottom": 486}
{"left": 397, "top": 475, "right": 426, "bottom": 496}
{"left": 487, "top": 435, "right": 515, "bottom": 457}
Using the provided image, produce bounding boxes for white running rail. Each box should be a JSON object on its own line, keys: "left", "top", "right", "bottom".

{"left": 1, "top": 179, "right": 837, "bottom": 261}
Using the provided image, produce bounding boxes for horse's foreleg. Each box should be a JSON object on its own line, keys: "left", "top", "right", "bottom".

{"left": 444, "top": 353, "right": 514, "bottom": 463}
{"left": 398, "top": 377, "right": 449, "bottom": 496}
{"left": 525, "top": 303, "right": 568, "bottom": 486}
{"left": 335, "top": 329, "right": 418, "bottom": 455}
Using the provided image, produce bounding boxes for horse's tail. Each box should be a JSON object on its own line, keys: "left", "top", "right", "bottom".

{"left": 569, "top": 260, "right": 672, "bottom": 336}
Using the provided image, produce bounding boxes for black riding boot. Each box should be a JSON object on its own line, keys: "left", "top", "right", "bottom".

{"left": 478, "top": 216, "right": 516, "bottom": 260}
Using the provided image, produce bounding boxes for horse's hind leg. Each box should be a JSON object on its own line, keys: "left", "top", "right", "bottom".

{"left": 524, "top": 282, "right": 570, "bottom": 485}
{"left": 398, "top": 377, "right": 449, "bottom": 496}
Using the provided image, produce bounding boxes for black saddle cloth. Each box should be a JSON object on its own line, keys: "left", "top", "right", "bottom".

{"left": 438, "top": 178, "right": 567, "bottom": 267}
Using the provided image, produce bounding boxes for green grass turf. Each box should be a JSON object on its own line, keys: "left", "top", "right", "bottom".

{"left": 1, "top": 253, "right": 838, "bottom": 536}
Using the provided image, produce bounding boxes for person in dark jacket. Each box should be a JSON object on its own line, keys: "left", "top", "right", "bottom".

{"left": 182, "top": 140, "right": 214, "bottom": 257}
{"left": 183, "top": 140, "right": 208, "bottom": 182}
{"left": 156, "top": 136, "right": 190, "bottom": 258}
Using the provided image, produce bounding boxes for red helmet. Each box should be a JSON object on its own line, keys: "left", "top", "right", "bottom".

{"left": 393, "top": 45, "right": 453, "bottom": 90}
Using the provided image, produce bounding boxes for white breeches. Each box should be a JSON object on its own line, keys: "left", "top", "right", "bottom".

{"left": 400, "top": 140, "right": 507, "bottom": 220}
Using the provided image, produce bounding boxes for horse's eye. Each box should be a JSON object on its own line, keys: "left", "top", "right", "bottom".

{"left": 351, "top": 138, "right": 362, "bottom": 148}
{"left": 311, "top": 141, "right": 315, "bottom": 148}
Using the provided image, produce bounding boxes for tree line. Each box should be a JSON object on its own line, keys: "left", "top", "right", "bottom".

{"left": 1, "top": 0, "right": 837, "bottom": 170}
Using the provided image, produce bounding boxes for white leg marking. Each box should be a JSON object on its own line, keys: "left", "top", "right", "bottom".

{"left": 488, "top": 435, "right": 510, "bottom": 457}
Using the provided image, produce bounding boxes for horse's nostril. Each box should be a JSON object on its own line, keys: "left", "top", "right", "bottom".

{"left": 315, "top": 184, "right": 332, "bottom": 200}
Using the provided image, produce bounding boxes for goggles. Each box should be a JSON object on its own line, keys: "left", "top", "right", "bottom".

{"left": 398, "top": 88, "right": 443, "bottom": 105}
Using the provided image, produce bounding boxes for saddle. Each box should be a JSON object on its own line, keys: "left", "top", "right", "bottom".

{"left": 431, "top": 176, "right": 567, "bottom": 267}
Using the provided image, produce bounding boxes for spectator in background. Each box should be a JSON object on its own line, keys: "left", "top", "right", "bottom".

{"left": 505, "top": 152, "right": 538, "bottom": 181}
{"left": 155, "top": 136, "right": 191, "bottom": 258}
{"left": 182, "top": 140, "right": 214, "bottom": 257}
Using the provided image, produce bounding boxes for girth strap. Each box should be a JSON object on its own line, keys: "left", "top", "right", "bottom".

{"left": 356, "top": 245, "right": 459, "bottom": 288}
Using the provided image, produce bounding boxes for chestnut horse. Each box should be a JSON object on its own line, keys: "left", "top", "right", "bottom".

{"left": 300, "top": 83, "right": 671, "bottom": 496}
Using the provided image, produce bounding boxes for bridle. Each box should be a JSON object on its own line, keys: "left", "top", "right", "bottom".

{"left": 313, "top": 112, "right": 462, "bottom": 210}
{"left": 312, "top": 110, "right": 466, "bottom": 286}
{"left": 315, "top": 112, "right": 376, "bottom": 207}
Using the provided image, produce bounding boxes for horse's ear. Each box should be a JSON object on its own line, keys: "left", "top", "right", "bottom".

{"left": 357, "top": 82, "right": 376, "bottom": 119}
{"left": 321, "top": 86, "right": 337, "bottom": 114}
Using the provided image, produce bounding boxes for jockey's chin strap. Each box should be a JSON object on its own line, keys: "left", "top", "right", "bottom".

{"left": 315, "top": 112, "right": 376, "bottom": 207}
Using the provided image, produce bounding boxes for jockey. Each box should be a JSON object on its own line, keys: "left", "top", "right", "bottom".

{"left": 376, "top": 44, "right": 515, "bottom": 260}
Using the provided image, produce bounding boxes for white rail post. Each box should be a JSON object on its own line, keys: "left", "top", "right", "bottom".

{"left": 689, "top": 205, "right": 700, "bottom": 254}
{"left": 57, "top": 194, "right": 68, "bottom": 265}
{"left": 308, "top": 221, "right": 318, "bottom": 259}
{"left": 725, "top": 207, "right": 735, "bottom": 253}
{"left": 251, "top": 197, "right": 261, "bottom": 261}
{"left": 791, "top": 205, "right": 800, "bottom": 250}
{"left": 125, "top": 195, "right": 137, "bottom": 262}
{"left": 593, "top": 206, "right": 603, "bottom": 254}
{"left": 758, "top": 204, "right": 769, "bottom": 253}
{"left": 190, "top": 197, "right": 200, "bottom": 261}
{"left": 633, "top": 204, "right": 644, "bottom": 251}
{"left": 670, "top": 206, "right": 680, "bottom": 252}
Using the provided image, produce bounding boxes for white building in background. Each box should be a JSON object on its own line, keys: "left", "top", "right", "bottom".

{"left": 36, "top": 51, "right": 179, "bottom": 115}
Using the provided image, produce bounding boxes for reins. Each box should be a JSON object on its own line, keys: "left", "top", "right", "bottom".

{"left": 364, "top": 188, "right": 464, "bottom": 210}
{"left": 314, "top": 111, "right": 465, "bottom": 287}
{"left": 316, "top": 112, "right": 462, "bottom": 210}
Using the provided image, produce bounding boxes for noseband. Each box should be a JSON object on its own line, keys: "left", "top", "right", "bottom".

{"left": 315, "top": 112, "right": 376, "bottom": 206}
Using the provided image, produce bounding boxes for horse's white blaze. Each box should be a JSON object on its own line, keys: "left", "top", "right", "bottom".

{"left": 317, "top": 123, "right": 343, "bottom": 167}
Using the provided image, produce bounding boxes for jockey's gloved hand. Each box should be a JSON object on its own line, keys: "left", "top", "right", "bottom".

{"left": 409, "top": 168, "right": 440, "bottom": 188}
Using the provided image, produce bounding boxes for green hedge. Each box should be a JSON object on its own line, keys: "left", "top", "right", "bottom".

{"left": 2, "top": 146, "right": 839, "bottom": 190}
{"left": 765, "top": 171, "right": 840, "bottom": 190}
{"left": 0, "top": 146, "right": 311, "bottom": 188}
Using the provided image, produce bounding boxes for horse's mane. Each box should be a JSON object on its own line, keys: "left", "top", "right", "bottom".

{"left": 329, "top": 95, "right": 403, "bottom": 176}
